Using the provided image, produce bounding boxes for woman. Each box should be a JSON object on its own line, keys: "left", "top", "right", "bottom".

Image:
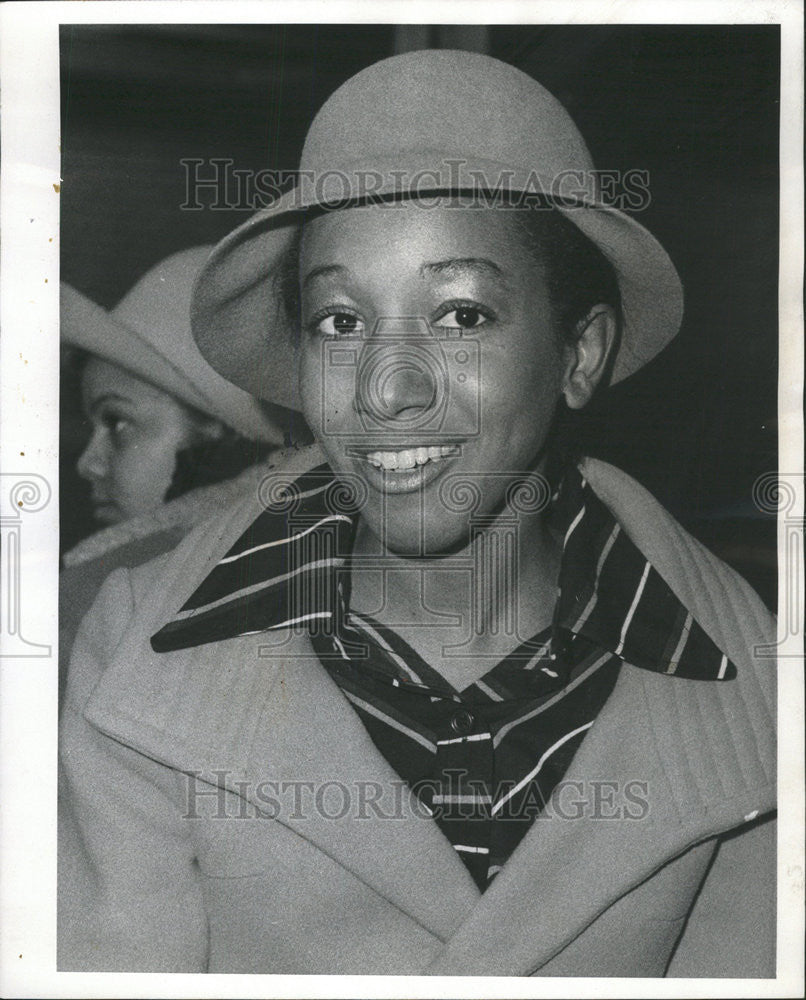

{"left": 61, "top": 245, "right": 290, "bottom": 544}
{"left": 59, "top": 51, "right": 776, "bottom": 977}
{"left": 59, "top": 247, "right": 296, "bottom": 700}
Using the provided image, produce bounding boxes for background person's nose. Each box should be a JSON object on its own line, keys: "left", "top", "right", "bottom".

{"left": 76, "top": 429, "right": 108, "bottom": 481}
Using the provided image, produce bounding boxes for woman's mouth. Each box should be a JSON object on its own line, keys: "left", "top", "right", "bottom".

{"left": 348, "top": 443, "right": 462, "bottom": 494}
{"left": 363, "top": 444, "right": 459, "bottom": 470}
{"left": 91, "top": 498, "right": 122, "bottom": 524}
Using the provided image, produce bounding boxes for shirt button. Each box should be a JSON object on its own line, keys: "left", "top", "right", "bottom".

{"left": 450, "top": 709, "right": 475, "bottom": 735}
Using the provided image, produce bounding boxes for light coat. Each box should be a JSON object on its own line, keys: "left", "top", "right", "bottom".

{"left": 59, "top": 449, "right": 777, "bottom": 976}
{"left": 59, "top": 455, "right": 284, "bottom": 709}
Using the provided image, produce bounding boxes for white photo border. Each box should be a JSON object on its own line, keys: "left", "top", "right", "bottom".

{"left": 0, "top": 1, "right": 802, "bottom": 997}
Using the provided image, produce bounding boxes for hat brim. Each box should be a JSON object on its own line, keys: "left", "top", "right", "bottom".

{"left": 61, "top": 282, "right": 288, "bottom": 443}
{"left": 61, "top": 283, "right": 219, "bottom": 413}
{"left": 191, "top": 173, "right": 683, "bottom": 410}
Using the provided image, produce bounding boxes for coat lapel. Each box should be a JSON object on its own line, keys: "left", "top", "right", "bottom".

{"left": 82, "top": 441, "right": 479, "bottom": 941}
{"left": 84, "top": 625, "right": 480, "bottom": 946}
{"left": 242, "top": 632, "right": 481, "bottom": 939}
{"left": 422, "top": 459, "right": 778, "bottom": 977}
{"left": 423, "top": 650, "right": 776, "bottom": 975}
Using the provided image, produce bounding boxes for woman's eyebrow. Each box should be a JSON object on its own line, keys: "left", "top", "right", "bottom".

{"left": 88, "top": 393, "right": 129, "bottom": 416}
{"left": 419, "top": 257, "right": 509, "bottom": 285}
{"left": 301, "top": 263, "right": 350, "bottom": 290}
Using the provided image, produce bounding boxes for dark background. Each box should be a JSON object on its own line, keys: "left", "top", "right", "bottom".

{"left": 60, "top": 23, "right": 779, "bottom": 607}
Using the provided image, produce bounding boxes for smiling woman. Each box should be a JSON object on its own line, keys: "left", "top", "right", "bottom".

{"left": 299, "top": 204, "right": 616, "bottom": 534}
{"left": 293, "top": 202, "right": 618, "bottom": 687}
{"left": 59, "top": 48, "right": 777, "bottom": 977}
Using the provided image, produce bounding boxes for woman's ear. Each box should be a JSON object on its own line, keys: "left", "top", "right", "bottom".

{"left": 561, "top": 305, "right": 619, "bottom": 410}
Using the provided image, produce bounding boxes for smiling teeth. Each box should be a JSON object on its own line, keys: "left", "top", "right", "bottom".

{"left": 365, "top": 445, "right": 459, "bottom": 470}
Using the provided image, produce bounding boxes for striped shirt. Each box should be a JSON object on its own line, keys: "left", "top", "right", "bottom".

{"left": 309, "top": 613, "right": 622, "bottom": 889}
{"left": 152, "top": 462, "right": 736, "bottom": 889}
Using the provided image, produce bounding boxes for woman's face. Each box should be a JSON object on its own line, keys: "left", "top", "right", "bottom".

{"left": 77, "top": 358, "right": 203, "bottom": 525}
{"left": 298, "top": 203, "right": 576, "bottom": 555}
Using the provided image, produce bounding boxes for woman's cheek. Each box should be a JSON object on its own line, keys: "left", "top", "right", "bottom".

{"left": 118, "top": 433, "right": 178, "bottom": 517}
{"left": 299, "top": 345, "right": 327, "bottom": 438}
{"left": 124, "top": 443, "right": 162, "bottom": 512}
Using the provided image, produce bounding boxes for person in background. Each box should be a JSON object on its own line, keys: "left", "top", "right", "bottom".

{"left": 59, "top": 246, "right": 306, "bottom": 703}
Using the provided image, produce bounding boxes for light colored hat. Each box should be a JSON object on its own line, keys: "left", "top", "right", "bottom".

{"left": 191, "top": 49, "right": 684, "bottom": 409}
{"left": 61, "top": 246, "right": 283, "bottom": 442}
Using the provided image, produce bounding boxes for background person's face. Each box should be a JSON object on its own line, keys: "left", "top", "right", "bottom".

{"left": 299, "top": 203, "right": 573, "bottom": 556}
{"left": 77, "top": 358, "right": 201, "bottom": 525}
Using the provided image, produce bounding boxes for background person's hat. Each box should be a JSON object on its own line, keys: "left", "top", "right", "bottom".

{"left": 61, "top": 246, "right": 283, "bottom": 442}
{"left": 191, "top": 49, "right": 684, "bottom": 410}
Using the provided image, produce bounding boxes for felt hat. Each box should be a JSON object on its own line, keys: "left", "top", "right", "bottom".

{"left": 61, "top": 246, "right": 283, "bottom": 442}
{"left": 191, "top": 49, "right": 684, "bottom": 409}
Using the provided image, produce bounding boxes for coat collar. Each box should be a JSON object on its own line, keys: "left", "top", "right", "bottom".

{"left": 150, "top": 457, "right": 736, "bottom": 682}
{"left": 82, "top": 450, "right": 776, "bottom": 973}
{"left": 62, "top": 453, "right": 283, "bottom": 568}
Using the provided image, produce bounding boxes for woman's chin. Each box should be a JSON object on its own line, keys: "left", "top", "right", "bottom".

{"left": 362, "top": 515, "right": 473, "bottom": 559}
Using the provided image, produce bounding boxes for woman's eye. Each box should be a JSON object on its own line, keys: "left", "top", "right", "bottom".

{"left": 315, "top": 312, "right": 365, "bottom": 338}
{"left": 433, "top": 306, "right": 488, "bottom": 331}
{"left": 101, "top": 413, "right": 131, "bottom": 438}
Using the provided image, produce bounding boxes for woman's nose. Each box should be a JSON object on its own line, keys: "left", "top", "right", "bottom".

{"left": 76, "top": 429, "right": 108, "bottom": 482}
{"left": 368, "top": 360, "right": 437, "bottom": 420}
{"left": 355, "top": 326, "right": 440, "bottom": 423}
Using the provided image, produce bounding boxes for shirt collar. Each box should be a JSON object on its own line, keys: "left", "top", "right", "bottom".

{"left": 150, "top": 462, "right": 736, "bottom": 681}
{"left": 550, "top": 465, "right": 735, "bottom": 680}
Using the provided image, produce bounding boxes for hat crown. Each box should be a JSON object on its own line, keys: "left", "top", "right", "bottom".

{"left": 111, "top": 246, "right": 211, "bottom": 361}
{"left": 301, "top": 49, "right": 595, "bottom": 178}
{"left": 191, "top": 49, "right": 683, "bottom": 407}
